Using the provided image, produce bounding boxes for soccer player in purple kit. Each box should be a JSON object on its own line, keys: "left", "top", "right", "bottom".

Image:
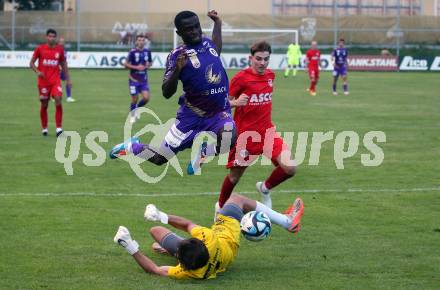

{"left": 332, "top": 38, "right": 349, "bottom": 95}
{"left": 109, "top": 10, "right": 236, "bottom": 166}
{"left": 58, "top": 37, "right": 75, "bottom": 103}
{"left": 125, "top": 34, "right": 153, "bottom": 123}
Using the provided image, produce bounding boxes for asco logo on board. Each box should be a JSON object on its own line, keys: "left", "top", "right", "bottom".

{"left": 399, "top": 56, "right": 429, "bottom": 71}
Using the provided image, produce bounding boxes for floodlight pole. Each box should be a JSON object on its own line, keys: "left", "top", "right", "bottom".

{"left": 333, "top": 0, "right": 338, "bottom": 48}
{"left": 435, "top": 0, "right": 439, "bottom": 16}
{"left": 396, "top": 0, "right": 401, "bottom": 61}
{"left": 76, "top": 0, "right": 81, "bottom": 52}
{"left": 11, "top": 0, "right": 16, "bottom": 51}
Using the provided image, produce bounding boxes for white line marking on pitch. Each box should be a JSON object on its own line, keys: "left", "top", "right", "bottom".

{"left": 0, "top": 187, "right": 439, "bottom": 197}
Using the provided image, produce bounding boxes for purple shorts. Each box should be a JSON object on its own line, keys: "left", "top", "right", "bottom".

{"left": 333, "top": 65, "right": 347, "bottom": 77}
{"left": 129, "top": 79, "right": 149, "bottom": 96}
{"left": 162, "top": 106, "right": 235, "bottom": 154}
{"left": 60, "top": 71, "right": 67, "bottom": 81}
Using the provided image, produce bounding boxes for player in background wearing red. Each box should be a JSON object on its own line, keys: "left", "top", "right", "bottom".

{"left": 217, "top": 41, "right": 296, "bottom": 210}
{"left": 305, "top": 40, "right": 321, "bottom": 96}
{"left": 30, "top": 29, "right": 71, "bottom": 136}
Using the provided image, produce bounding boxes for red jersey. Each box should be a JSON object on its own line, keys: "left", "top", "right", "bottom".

{"left": 32, "top": 44, "right": 65, "bottom": 86}
{"left": 229, "top": 68, "right": 275, "bottom": 134}
{"left": 306, "top": 49, "right": 321, "bottom": 70}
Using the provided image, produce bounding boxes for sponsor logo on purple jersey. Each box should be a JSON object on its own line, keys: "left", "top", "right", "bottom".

{"left": 128, "top": 48, "right": 152, "bottom": 83}
{"left": 164, "top": 38, "right": 230, "bottom": 117}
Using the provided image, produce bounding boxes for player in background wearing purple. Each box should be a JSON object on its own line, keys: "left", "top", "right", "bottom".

{"left": 109, "top": 10, "right": 236, "bottom": 166}
{"left": 125, "top": 34, "right": 152, "bottom": 123}
{"left": 332, "top": 38, "right": 349, "bottom": 95}
{"left": 58, "top": 37, "right": 75, "bottom": 103}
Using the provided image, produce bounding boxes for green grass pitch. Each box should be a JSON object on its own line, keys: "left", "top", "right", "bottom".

{"left": 0, "top": 68, "right": 439, "bottom": 289}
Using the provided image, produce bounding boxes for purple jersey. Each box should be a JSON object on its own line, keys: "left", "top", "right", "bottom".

{"left": 127, "top": 48, "right": 152, "bottom": 83}
{"left": 164, "top": 37, "right": 230, "bottom": 117}
{"left": 332, "top": 47, "right": 348, "bottom": 67}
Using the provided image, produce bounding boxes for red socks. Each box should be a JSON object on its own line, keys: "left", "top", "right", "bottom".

{"left": 40, "top": 104, "right": 48, "bottom": 129}
{"left": 310, "top": 81, "right": 316, "bottom": 91}
{"left": 219, "top": 175, "right": 236, "bottom": 208}
{"left": 55, "top": 104, "right": 63, "bottom": 128}
{"left": 264, "top": 166, "right": 293, "bottom": 190}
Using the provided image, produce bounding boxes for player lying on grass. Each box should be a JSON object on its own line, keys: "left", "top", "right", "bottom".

{"left": 109, "top": 10, "right": 236, "bottom": 166}
{"left": 114, "top": 193, "right": 304, "bottom": 279}
{"left": 189, "top": 41, "right": 296, "bottom": 209}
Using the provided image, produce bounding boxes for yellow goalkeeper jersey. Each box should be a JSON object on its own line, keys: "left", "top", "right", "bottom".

{"left": 287, "top": 43, "right": 302, "bottom": 59}
{"left": 168, "top": 214, "right": 241, "bottom": 279}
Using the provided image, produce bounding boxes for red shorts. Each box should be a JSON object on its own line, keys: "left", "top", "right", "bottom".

{"left": 38, "top": 82, "right": 62, "bottom": 99}
{"left": 227, "top": 129, "right": 288, "bottom": 168}
{"left": 308, "top": 68, "right": 319, "bottom": 80}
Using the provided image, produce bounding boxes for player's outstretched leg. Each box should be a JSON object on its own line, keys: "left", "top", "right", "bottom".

{"left": 218, "top": 167, "right": 246, "bottom": 208}
{"left": 226, "top": 193, "right": 304, "bottom": 233}
{"left": 292, "top": 65, "right": 298, "bottom": 77}
{"left": 284, "top": 197, "right": 304, "bottom": 233}
{"left": 109, "top": 138, "right": 170, "bottom": 166}
{"left": 309, "top": 76, "right": 317, "bottom": 96}
{"left": 187, "top": 121, "right": 236, "bottom": 175}
{"left": 129, "top": 98, "right": 138, "bottom": 124}
{"left": 65, "top": 84, "right": 75, "bottom": 102}
{"left": 109, "top": 137, "right": 140, "bottom": 159}
{"left": 332, "top": 75, "right": 338, "bottom": 95}
{"left": 54, "top": 96, "right": 63, "bottom": 137}
{"left": 187, "top": 141, "right": 207, "bottom": 175}
{"left": 149, "top": 226, "right": 184, "bottom": 257}
{"left": 256, "top": 150, "right": 296, "bottom": 208}
{"left": 40, "top": 99, "right": 49, "bottom": 136}
{"left": 342, "top": 75, "right": 349, "bottom": 95}
{"left": 136, "top": 90, "right": 150, "bottom": 118}
{"left": 284, "top": 65, "right": 290, "bottom": 78}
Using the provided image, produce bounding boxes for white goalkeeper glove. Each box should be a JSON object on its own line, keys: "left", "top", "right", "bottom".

{"left": 144, "top": 204, "right": 169, "bottom": 224}
{"left": 113, "top": 226, "right": 139, "bottom": 255}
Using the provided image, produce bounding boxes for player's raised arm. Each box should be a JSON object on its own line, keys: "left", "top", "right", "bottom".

{"left": 162, "top": 52, "right": 187, "bottom": 98}
{"left": 114, "top": 226, "right": 170, "bottom": 277}
{"left": 144, "top": 204, "right": 197, "bottom": 233}
{"left": 208, "top": 10, "right": 222, "bottom": 54}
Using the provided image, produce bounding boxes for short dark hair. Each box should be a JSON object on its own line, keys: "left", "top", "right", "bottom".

{"left": 250, "top": 41, "right": 272, "bottom": 55}
{"left": 174, "top": 11, "right": 198, "bottom": 30}
{"left": 136, "top": 34, "right": 145, "bottom": 40}
{"left": 46, "top": 28, "right": 57, "bottom": 36}
{"left": 339, "top": 38, "right": 345, "bottom": 42}
{"left": 177, "top": 238, "right": 209, "bottom": 270}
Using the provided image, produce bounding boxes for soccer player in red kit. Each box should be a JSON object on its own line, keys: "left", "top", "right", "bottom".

{"left": 217, "top": 41, "right": 297, "bottom": 213}
{"left": 30, "top": 28, "right": 71, "bottom": 136}
{"left": 305, "top": 40, "right": 321, "bottom": 96}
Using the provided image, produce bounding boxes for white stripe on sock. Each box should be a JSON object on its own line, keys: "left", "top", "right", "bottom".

{"left": 255, "top": 201, "right": 290, "bottom": 230}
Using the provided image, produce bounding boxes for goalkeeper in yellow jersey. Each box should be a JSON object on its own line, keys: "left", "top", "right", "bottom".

{"left": 113, "top": 193, "right": 304, "bottom": 279}
{"left": 284, "top": 42, "right": 302, "bottom": 77}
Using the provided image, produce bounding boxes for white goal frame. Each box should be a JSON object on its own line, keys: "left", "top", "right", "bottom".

{"left": 173, "top": 28, "right": 299, "bottom": 50}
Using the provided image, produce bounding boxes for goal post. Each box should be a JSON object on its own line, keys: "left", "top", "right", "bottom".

{"left": 173, "top": 28, "right": 299, "bottom": 52}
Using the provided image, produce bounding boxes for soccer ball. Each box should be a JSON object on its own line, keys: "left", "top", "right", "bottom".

{"left": 240, "top": 211, "right": 272, "bottom": 242}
